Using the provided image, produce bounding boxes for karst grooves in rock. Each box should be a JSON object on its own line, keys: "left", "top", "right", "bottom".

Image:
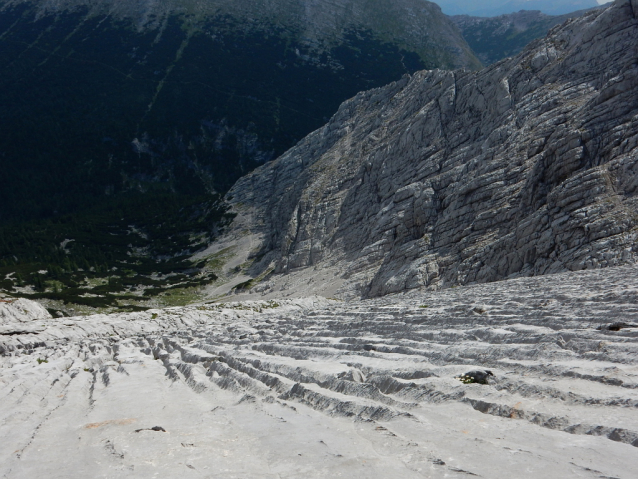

{"left": 1, "top": 267, "right": 637, "bottom": 477}
{"left": 221, "top": 0, "right": 638, "bottom": 299}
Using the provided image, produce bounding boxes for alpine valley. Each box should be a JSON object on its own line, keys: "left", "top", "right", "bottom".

{"left": 0, "top": 0, "right": 606, "bottom": 313}
{"left": 1, "top": 2, "right": 638, "bottom": 478}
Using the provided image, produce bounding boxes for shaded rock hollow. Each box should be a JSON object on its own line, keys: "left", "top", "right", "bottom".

{"left": 221, "top": 0, "right": 638, "bottom": 299}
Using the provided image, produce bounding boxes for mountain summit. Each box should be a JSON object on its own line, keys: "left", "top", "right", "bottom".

{"left": 214, "top": 0, "right": 638, "bottom": 299}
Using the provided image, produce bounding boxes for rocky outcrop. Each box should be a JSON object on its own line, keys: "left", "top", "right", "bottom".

{"left": 0, "top": 297, "right": 52, "bottom": 336}
{"left": 0, "top": 297, "right": 51, "bottom": 324}
{"left": 224, "top": 0, "right": 638, "bottom": 298}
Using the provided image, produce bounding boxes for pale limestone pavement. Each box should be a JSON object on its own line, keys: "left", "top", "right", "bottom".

{"left": 2, "top": 2, "right": 638, "bottom": 477}
{"left": 1, "top": 266, "right": 637, "bottom": 478}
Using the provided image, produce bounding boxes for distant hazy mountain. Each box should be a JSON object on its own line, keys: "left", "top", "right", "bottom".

{"left": 452, "top": 8, "right": 595, "bottom": 65}
{"left": 434, "top": 0, "right": 601, "bottom": 16}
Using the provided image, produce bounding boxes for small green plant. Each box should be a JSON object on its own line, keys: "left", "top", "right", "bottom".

{"left": 151, "top": 313, "right": 158, "bottom": 319}
{"left": 455, "top": 374, "right": 489, "bottom": 385}
{"left": 37, "top": 358, "right": 48, "bottom": 364}
{"left": 84, "top": 368, "right": 90, "bottom": 372}
{"left": 419, "top": 305, "right": 429, "bottom": 308}
{"left": 458, "top": 375, "right": 474, "bottom": 384}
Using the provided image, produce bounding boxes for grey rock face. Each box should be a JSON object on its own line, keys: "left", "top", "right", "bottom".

{"left": 0, "top": 298, "right": 51, "bottom": 324}
{"left": 226, "top": 0, "right": 638, "bottom": 298}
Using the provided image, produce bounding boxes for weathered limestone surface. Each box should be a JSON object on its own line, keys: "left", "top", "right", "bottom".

{"left": 0, "top": 298, "right": 51, "bottom": 325}
{"left": 226, "top": 0, "right": 638, "bottom": 298}
{"left": 1, "top": 267, "right": 638, "bottom": 477}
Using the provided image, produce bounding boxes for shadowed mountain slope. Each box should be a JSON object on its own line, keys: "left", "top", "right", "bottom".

{"left": 0, "top": 0, "right": 478, "bottom": 221}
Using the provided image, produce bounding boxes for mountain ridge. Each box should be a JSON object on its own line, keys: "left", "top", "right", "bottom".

{"left": 0, "top": 0, "right": 478, "bottom": 222}
{"left": 433, "top": 0, "right": 601, "bottom": 16}
{"left": 1, "top": 0, "right": 480, "bottom": 70}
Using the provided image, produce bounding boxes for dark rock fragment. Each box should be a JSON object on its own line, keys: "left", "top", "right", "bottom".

{"left": 458, "top": 370, "right": 494, "bottom": 385}
{"left": 135, "top": 426, "right": 167, "bottom": 433}
{"left": 597, "top": 322, "right": 638, "bottom": 331}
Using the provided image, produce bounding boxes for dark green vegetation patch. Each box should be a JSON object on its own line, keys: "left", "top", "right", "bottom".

{"left": 0, "top": 193, "right": 232, "bottom": 312}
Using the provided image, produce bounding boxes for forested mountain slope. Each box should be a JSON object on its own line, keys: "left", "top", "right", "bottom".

{"left": 0, "top": 0, "right": 478, "bottom": 221}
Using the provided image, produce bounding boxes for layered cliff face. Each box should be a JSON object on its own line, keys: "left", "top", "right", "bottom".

{"left": 222, "top": 0, "right": 638, "bottom": 298}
